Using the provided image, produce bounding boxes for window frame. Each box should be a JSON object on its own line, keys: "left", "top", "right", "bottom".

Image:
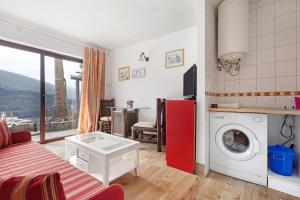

{"left": 0, "top": 39, "right": 83, "bottom": 143}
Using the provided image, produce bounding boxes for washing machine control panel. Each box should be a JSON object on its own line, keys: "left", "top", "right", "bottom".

{"left": 214, "top": 115, "right": 225, "bottom": 119}
{"left": 253, "top": 117, "right": 263, "bottom": 123}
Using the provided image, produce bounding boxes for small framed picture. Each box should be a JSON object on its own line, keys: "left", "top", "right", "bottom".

{"left": 165, "top": 49, "right": 184, "bottom": 68}
{"left": 132, "top": 68, "right": 146, "bottom": 79}
{"left": 119, "top": 66, "right": 130, "bottom": 81}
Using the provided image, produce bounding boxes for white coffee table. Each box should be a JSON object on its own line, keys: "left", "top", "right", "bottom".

{"left": 65, "top": 132, "right": 140, "bottom": 186}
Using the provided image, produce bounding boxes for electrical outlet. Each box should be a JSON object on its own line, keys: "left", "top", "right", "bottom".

{"left": 286, "top": 116, "right": 294, "bottom": 127}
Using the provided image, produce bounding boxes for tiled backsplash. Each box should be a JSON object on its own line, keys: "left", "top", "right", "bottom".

{"left": 217, "top": 0, "right": 300, "bottom": 107}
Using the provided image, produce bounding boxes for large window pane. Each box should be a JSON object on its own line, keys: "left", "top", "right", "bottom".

{"left": 0, "top": 45, "right": 41, "bottom": 141}
{"left": 44, "top": 56, "right": 81, "bottom": 140}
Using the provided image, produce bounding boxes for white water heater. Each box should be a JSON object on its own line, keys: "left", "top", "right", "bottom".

{"left": 218, "top": 0, "right": 249, "bottom": 62}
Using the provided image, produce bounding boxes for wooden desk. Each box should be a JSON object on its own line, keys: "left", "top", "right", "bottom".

{"left": 111, "top": 108, "right": 149, "bottom": 138}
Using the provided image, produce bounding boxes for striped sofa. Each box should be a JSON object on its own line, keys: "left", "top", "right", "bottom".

{"left": 0, "top": 131, "right": 124, "bottom": 200}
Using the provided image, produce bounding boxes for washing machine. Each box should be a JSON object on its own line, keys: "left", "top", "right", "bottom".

{"left": 210, "top": 112, "right": 268, "bottom": 186}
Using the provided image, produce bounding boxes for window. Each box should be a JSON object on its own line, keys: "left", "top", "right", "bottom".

{"left": 0, "top": 45, "right": 41, "bottom": 141}
{"left": 0, "top": 40, "right": 82, "bottom": 143}
{"left": 44, "top": 57, "right": 82, "bottom": 140}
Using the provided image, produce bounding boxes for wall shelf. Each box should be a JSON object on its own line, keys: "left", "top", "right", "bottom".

{"left": 209, "top": 107, "right": 300, "bottom": 116}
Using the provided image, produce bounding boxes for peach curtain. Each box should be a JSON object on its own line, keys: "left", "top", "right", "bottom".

{"left": 78, "top": 47, "right": 106, "bottom": 133}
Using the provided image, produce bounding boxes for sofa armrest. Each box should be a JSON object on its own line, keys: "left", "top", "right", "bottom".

{"left": 11, "top": 131, "right": 32, "bottom": 144}
{"left": 89, "top": 184, "right": 124, "bottom": 200}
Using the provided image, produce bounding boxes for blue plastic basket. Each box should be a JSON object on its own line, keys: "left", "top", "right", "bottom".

{"left": 268, "top": 145, "right": 295, "bottom": 176}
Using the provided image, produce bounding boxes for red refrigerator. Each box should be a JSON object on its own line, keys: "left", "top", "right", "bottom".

{"left": 166, "top": 100, "right": 196, "bottom": 174}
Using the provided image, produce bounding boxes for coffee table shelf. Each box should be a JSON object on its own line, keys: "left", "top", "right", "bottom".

{"left": 69, "top": 155, "right": 135, "bottom": 183}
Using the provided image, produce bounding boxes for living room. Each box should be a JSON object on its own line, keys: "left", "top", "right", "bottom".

{"left": 1, "top": 0, "right": 300, "bottom": 200}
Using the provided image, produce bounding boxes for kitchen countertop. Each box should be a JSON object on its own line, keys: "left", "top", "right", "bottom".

{"left": 208, "top": 107, "right": 300, "bottom": 116}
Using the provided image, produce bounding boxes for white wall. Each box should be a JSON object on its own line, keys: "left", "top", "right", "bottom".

{"left": 109, "top": 26, "right": 197, "bottom": 122}
{"left": 195, "top": 0, "right": 219, "bottom": 168}
{"left": 204, "top": 0, "right": 218, "bottom": 173}
{"left": 0, "top": 11, "right": 104, "bottom": 58}
{"left": 196, "top": 0, "right": 207, "bottom": 167}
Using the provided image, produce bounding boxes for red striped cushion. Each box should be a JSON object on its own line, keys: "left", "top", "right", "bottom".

{"left": 0, "top": 142, "right": 106, "bottom": 200}
{"left": 0, "top": 172, "right": 66, "bottom": 200}
{"left": 0, "top": 121, "right": 12, "bottom": 148}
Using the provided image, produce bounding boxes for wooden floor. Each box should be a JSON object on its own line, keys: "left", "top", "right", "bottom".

{"left": 45, "top": 141, "right": 299, "bottom": 200}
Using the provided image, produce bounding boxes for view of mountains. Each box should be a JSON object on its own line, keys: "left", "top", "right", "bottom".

{"left": 0, "top": 69, "right": 76, "bottom": 119}
{"left": 0, "top": 69, "right": 55, "bottom": 93}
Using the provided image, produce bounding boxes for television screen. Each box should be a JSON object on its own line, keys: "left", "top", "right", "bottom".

{"left": 183, "top": 64, "right": 197, "bottom": 98}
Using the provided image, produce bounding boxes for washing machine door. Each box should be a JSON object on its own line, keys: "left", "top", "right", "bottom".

{"left": 215, "top": 123, "right": 260, "bottom": 161}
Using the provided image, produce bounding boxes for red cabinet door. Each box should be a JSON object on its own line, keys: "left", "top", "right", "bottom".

{"left": 166, "top": 100, "right": 195, "bottom": 174}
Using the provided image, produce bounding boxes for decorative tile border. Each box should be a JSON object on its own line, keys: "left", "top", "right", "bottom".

{"left": 205, "top": 91, "right": 300, "bottom": 97}
{"left": 205, "top": 91, "right": 219, "bottom": 97}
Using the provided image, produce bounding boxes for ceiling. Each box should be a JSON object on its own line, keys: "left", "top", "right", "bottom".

{"left": 0, "top": 0, "right": 196, "bottom": 50}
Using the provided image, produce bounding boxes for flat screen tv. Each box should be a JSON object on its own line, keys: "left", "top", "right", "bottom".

{"left": 183, "top": 64, "right": 197, "bottom": 99}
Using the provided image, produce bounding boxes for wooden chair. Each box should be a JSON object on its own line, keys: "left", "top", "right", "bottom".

{"left": 131, "top": 98, "right": 165, "bottom": 152}
{"left": 98, "top": 99, "right": 115, "bottom": 133}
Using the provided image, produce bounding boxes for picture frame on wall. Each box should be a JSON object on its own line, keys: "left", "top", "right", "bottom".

{"left": 132, "top": 68, "right": 146, "bottom": 79}
{"left": 119, "top": 66, "right": 130, "bottom": 81}
{"left": 165, "top": 49, "right": 184, "bottom": 68}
